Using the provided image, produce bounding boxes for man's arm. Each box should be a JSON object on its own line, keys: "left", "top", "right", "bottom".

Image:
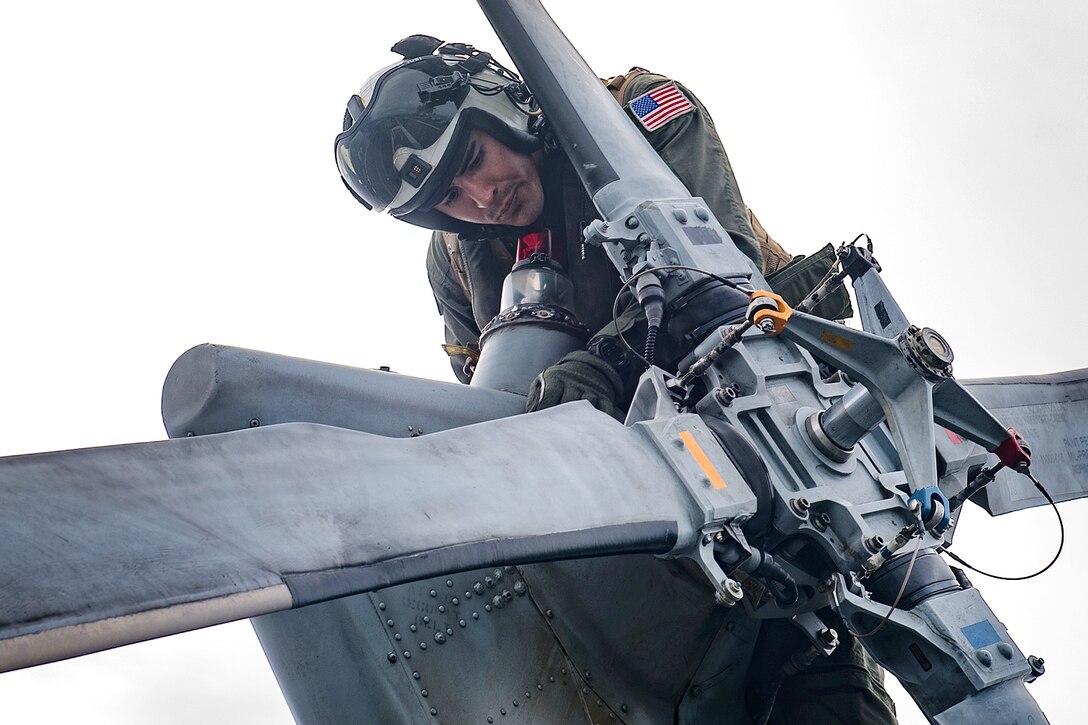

{"left": 426, "top": 231, "right": 482, "bottom": 383}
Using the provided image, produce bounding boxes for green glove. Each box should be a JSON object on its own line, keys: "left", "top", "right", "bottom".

{"left": 526, "top": 350, "right": 625, "bottom": 418}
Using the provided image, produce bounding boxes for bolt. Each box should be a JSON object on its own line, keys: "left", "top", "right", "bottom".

{"left": 492, "top": 595, "right": 504, "bottom": 609}
{"left": 625, "top": 215, "right": 639, "bottom": 229}
{"left": 812, "top": 512, "right": 832, "bottom": 532}
{"left": 473, "top": 582, "right": 485, "bottom": 595}
{"left": 818, "top": 628, "right": 839, "bottom": 648}
{"left": 702, "top": 533, "right": 713, "bottom": 545}
{"left": 790, "top": 498, "right": 811, "bottom": 517}
{"left": 715, "top": 386, "right": 738, "bottom": 406}
{"left": 865, "top": 535, "right": 885, "bottom": 554}
{"left": 758, "top": 319, "right": 776, "bottom": 334}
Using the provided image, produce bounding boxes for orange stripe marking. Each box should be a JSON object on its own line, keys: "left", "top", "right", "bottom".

{"left": 679, "top": 430, "right": 726, "bottom": 490}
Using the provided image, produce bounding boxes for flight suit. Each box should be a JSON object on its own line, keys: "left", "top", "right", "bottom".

{"left": 424, "top": 70, "right": 894, "bottom": 724}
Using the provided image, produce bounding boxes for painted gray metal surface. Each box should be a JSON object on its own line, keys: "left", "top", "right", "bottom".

{"left": 0, "top": 404, "right": 695, "bottom": 672}
{"left": 962, "top": 369, "right": 1088, "bottom": 514}
{"left": 162, "top": 344, "right": 526, "bottom": 438}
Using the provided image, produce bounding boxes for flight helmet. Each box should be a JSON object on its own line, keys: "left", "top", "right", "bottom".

{"left": 335, "top": 35, "right": 543, "bottom": 235}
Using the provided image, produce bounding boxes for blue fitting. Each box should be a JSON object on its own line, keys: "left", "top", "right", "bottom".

{"left": 909, "top": 486, "right": 951, "bottom": 533}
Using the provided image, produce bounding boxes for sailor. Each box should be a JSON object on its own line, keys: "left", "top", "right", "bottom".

{"left": 336, "top": 35, "right": 894, "bottom": 724}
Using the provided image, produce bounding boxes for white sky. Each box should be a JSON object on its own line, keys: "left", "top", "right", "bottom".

{"left": 1, "top": 1, "right": 1086, "bottom": 723}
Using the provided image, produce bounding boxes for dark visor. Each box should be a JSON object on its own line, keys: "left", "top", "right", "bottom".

{"left": 334, "top": 56, "right": 470, "bottom": 213}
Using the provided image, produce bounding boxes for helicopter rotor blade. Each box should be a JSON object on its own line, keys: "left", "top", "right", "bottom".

{"left": 0, "top": 404, "right": 690, "bottom": 672}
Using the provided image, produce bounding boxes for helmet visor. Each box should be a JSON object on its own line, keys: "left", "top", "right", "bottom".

{"left": 335, "top": 56, "right": 471, "bottom": 214}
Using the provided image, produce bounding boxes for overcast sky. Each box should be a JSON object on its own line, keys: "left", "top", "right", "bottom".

{"left": 1, "top": 1, "right": 1085, "bottom": 723}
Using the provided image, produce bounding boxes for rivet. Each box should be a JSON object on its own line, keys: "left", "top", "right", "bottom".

{"left": 474, "top": 582, "right": 485, "bottom": 595}
{"left": 504, "top": 566, "right": 515, "bottom": 574}
{"left": 459, "top": 619, "right": 467, "bottom": 627}
{"left": 419, "top": 642, "right": 427, "bottom": 650}
{"left": 549, "top": 676, "right": 555, "bottom": 683}
{"left": 410, "top": 624, "right": 417, "bottom": 632}
{"left": 386, "top": 652, "right": 397, "bottom": 663}
{"left": 423, "top": 616, "right": 431, "bottom": 624}
{"left": 725, "top": 621, "right": 736, "bottom": 631}
{"left": 473, "top": 612, "right": 480, "bottom": 619}
{"left": 582, "top": 687, "right": 589, "bottom": 694}
{"left": 386, "top": 619, "right": 394, "bottom": 627}
{"left": 513, "top": 699, "right": 519, "bottom": 707}
{"left": 429, "top": 589, "right": 437, "bottom": 597}
{"left": 412, "top": 671, "right": 420, "bottom": 679}
{"left": 434, "top": 632, "right": 447, "bottom": 644}
{"left": 546, "top": 609, "right": 554, "bottom": 618}
{"left": 485, "top": 576, "right": 495, "bottom": 588}
{"left": 403, "top": 651, "right": 411, "bottom": 659}
{"left": 438, "top": 605, "right": 446, "bottom": 613}
{"left": 502, "top": 590, "right": 513, "bottom": 601}
{"left": 621, "top": 704, "right": 629, "bottom": 713}
{"left": 595, "top": 699, "right": 601, "bottom": 706}
{"left": 421, "top": 689, "right": 428, "bottom": 697}
{"left": 585, "top": 670, "right": 592, "bottom": 679}
{"left": 394, "top": 633, "right": 402, "bottom": 641}
{"left": 500, "top": 708, "right": 507, "bottom": 716}
{"left": 493, "top": 568, "right": 504, "bottom": 582}
{"left": 446, "top": 627, "right": 453, "bottom": 635}
{"left": 525, "top": 690, "right": 531, "bottom": 699}
{"left": 378, "top": 602, "right": 386, "bottom": 610}
{"left": 452, "top": 597, "right": 459, "bottom": 605}
{"left": 485, "top": 604, "right": 493, "bottom": 612}
{"left": 609, "top": 714, "right": 616, "bottom": 720}
{"left": 488, "top": 718, "right": 494, "bottom": 724}
{"left": 514, "top": 581, "right": 527, "bottom": 596}
{"left": 465, "top": 591, "right": 472, "bottom": 599}
{"left": 691, "top": 685, "right": 702, "bottom": 697}
{"left": 561, "top": 668, "right": 567, "bottom": 675}
{"left": 446, "top": 579, "right": 453, "bottom": 587}
{"left": 249, "top": 418, "right": 260, "bottom": 428}
{"left": 429, "top": 707, "right": 436, "bottom": 716}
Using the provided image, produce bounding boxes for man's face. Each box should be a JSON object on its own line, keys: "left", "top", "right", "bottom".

{"left": 434, "top": 128, "right": 545, "bottom": 227}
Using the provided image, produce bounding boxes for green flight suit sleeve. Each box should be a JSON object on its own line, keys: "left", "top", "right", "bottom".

{"left": 425, "top": 231, "right": 480, "bottom": 384}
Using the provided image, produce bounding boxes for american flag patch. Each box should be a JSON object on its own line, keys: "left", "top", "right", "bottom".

{"left": 628, "top": 82, "right": 695, "bottom": 132}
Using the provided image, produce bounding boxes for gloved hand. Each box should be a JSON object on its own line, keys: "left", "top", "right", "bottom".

{"left": 526, "top": 350, "right": 625, "bottom": 418}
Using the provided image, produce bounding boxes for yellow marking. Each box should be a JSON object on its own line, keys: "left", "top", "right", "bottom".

{"left": 819, "top": 330, "right": 855, "bottom": 351}
{"left": 679, "top": 430, "right": 727, "bottom": 490}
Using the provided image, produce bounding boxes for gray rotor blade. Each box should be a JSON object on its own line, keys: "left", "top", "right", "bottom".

{"left": 162, "top": 344, "right": 526, "bottom": 438}
{"left": 0, "top": 404, "right": 691, "bottom": 672}
{"left": 962, "top": 368, "right": 1088, "bottom": 514}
